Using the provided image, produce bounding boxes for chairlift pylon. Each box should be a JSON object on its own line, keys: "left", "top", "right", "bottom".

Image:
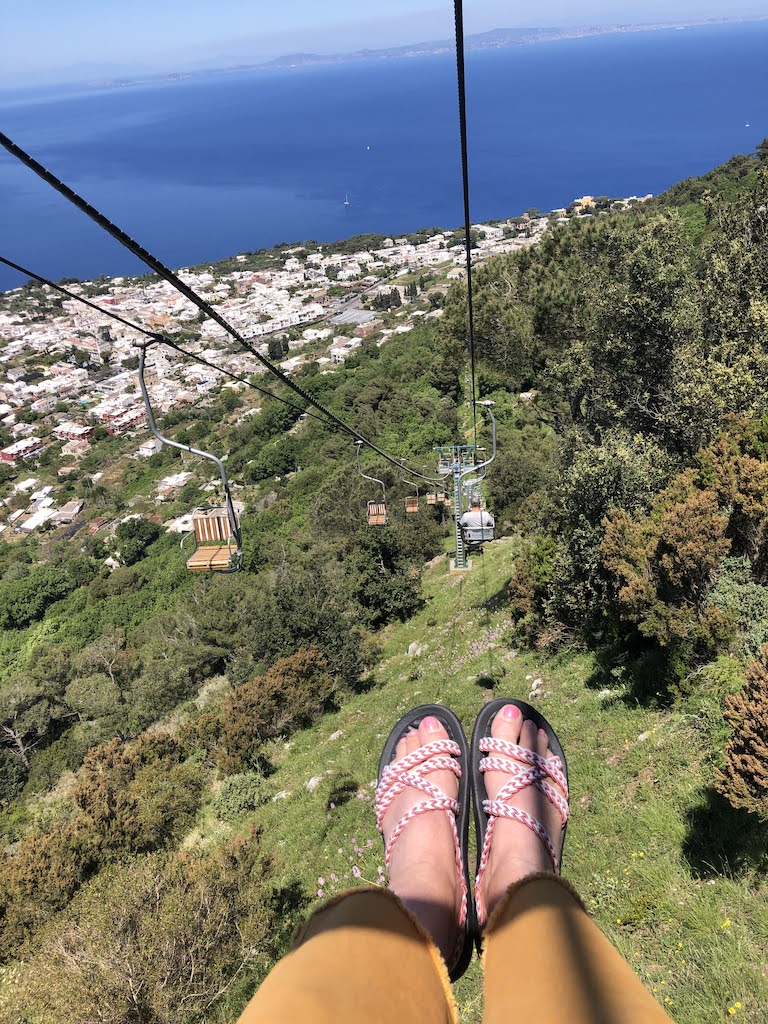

{"left": 137, "top": 342, "right": 243, "bottom": 572}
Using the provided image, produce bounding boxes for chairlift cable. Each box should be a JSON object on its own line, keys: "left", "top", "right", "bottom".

{"left": 0, "top": 132, "right": 443, "bottom": 485}
{"left": 453, "top": 0, "right": 479, "bottom": 449}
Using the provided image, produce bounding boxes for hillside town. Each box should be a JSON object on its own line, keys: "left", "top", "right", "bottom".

{"left": 0, "top": 195, "right": 651, "bottom": 540}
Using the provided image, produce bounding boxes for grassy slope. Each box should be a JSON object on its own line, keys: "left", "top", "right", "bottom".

{"left": 211, "top": 536, "right": 767, "bottom": 1023}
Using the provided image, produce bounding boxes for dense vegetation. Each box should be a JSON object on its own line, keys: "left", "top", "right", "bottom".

{"left": 2, "top": 143, "right": 768, "bottom": 1022}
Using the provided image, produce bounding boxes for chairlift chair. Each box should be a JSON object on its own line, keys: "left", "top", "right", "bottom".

{"left": 367, "top": 501, "right": 389, "bottom": 526}
{"left": 356, "top": 441, "right": 388, "bottom": 527}
{"left": 461, "top": 521, "right": 495, "bottom": 552}
{"left": 138, "top": 342, "right": 243, "bottom": 572}
{"left": 183, "top": 505, "right": 242, "bottom": 572}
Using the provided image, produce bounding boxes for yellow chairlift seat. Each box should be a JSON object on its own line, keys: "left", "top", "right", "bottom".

{"left": 405, "top": 496, "right": 419, "bottom": 514}
{"left": 186, "top": 544, "right": 236, "bottom": 572}
{"left": 426, "top": 493, "right": 437, "bottom": 505}
{"left": 183, "top": 506, "right": 240, "bottom": 572}
{"left": 367, "top": 501, "right": 388, "bottom": 526}
{"left": 436, "top": 492, "right": 447, "bottom": 504}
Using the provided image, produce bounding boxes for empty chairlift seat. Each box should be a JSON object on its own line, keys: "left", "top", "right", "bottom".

{"left": 185, "top": 507, "right": 239, "bottom": 572}
{"left": 367, "top": 501, "right": 388, "bottom": 526}
{"left": 405, "top": 496, "right": 419, "bottom": 514}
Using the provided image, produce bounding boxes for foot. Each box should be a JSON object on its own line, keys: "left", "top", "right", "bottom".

{"left": 378, "top": 716, "right": 464, "bottom": 966}
{"left": 478, "top": 704, "right": 567, "bottom": 921}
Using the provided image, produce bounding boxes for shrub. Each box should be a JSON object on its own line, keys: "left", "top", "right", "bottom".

{"left": 708, "top": 556, "right": 768, "bottom": 656}
{"left": 212, "top": 772, "right": 271, "bottom": 821}
{"left": 716, "top": 647, "right": 768, "bottom": 819}
{"left": 72, "top": 733, "right": 205, "bottom": 856}
{"left": 220, "top": 648, "right": 338, "bottom": 773}
{"left": 1, "top": 831, "right": 275, "bottom": 1024}
{"left": 0, "top": 731, "right": 206, "bottom": 960}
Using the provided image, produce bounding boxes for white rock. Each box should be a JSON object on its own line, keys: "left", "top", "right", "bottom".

{"left": 329, "top": 729, "right": 344, "bottom": 741}
{"left": 273, "top": 790, "right": 290, "bottom": 801}
{"left": 306, "top": 771, "right": 332, "bottom": 792}
{"left": 408, "top": 642, "right": 424, "bottom": 656}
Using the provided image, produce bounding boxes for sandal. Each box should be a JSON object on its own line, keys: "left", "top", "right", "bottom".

{"left": 375, "top": 704, "right": 473, "bottom": 981}
{"left": 470, "top": 698, "right": 569, "bottom": 932}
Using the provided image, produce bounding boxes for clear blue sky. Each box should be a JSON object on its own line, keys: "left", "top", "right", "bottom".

{"left": 3, "top": 1, "right": 768, "bottom": 85}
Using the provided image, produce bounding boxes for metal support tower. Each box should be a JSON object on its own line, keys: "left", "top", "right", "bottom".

{"left": 436, "top": 402, "right": 497, "bottom": 571}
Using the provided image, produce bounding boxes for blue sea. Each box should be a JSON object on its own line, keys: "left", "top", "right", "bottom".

{"left": 1, "top": 21, "right": 767, "bottom": 292}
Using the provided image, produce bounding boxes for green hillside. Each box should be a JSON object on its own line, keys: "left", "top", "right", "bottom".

{"left": 2, "top": 143, "right": 768, "bottom": 1022}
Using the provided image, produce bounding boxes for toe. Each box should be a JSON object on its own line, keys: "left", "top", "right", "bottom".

{"left": 395, "top": 733, "right": 411, "bottom": 762}
{"left": 485, "top": 703, "right": 524, "bottom": 802}
{"left": 519, "top": 717, "right": 538, "bottom": 754}
{"left": 538, "top": 727, "right": 551, "bottom": 759}
{"left": 491, "top": 702, "right": 524, "bottom": 744}
{"left": 418, "top": 714, "right": 449, "bottom": 746}
{"left": 404, "top": 727, "right": 420, "bottom": 757}
{"left": 418, "top": 715, "right": 459, "bottom": 801}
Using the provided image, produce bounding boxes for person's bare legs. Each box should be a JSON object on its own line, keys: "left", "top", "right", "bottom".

{"left": 379, "top": 715, "right": 463, "bottom": 965}
{"left": 479, "top": 703, "right": 566, "bottom": 917}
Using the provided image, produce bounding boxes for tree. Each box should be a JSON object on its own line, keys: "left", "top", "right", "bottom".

{"left": 267, "top": 336, "right": 283, "bottom": 360}
{"left": 114, "top": 518, "right": 161, "bottom": 566}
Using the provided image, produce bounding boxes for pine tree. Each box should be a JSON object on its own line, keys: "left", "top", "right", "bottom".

{"left": 716, "top": 647, "right": 768, "bottom": 820}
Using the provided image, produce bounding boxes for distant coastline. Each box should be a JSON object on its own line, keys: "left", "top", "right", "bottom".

{"left": 69, "top": 17, "right": 768, "bottom": 91}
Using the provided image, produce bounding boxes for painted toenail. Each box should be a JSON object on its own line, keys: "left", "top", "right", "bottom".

{"left": 422, "top": 716, "right": 441, "bottom": 731}
{"left": 501, "top": 704, "right": 520, "bottom": 720}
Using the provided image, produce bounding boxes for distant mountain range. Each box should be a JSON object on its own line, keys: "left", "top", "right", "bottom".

{"left": 85, "top": 17, "right": 768, "bottom": 89}
{"left": 261, "top": 18, "right": 763, "bottom": 68}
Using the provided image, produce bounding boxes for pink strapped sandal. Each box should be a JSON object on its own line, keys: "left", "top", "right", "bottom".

{"left": 470, "top": 698, "right": 569, "bottom": 932}
{"left": 375, "top": 704, "right": 473, "bottom": 981}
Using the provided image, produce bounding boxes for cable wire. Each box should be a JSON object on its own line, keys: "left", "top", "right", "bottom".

{"left": 0, "top": 132, "right": 443, "bottom": 485}
{"left": 453, "top": 0, "right": 479, "bottom": 448}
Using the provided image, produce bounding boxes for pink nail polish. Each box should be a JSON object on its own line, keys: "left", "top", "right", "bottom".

{"left": 422, "top": 716, "right": 441, "bottom": 731}
{"left": 501, "top": 704, "right": 520, "bottom": 720}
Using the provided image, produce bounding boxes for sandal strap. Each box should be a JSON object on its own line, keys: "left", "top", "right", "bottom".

{"left": 375, "top": 737, "right": 468, "bottom": 962}
{"left": 474, "top": 735, "right": 570, "bottom": 927}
